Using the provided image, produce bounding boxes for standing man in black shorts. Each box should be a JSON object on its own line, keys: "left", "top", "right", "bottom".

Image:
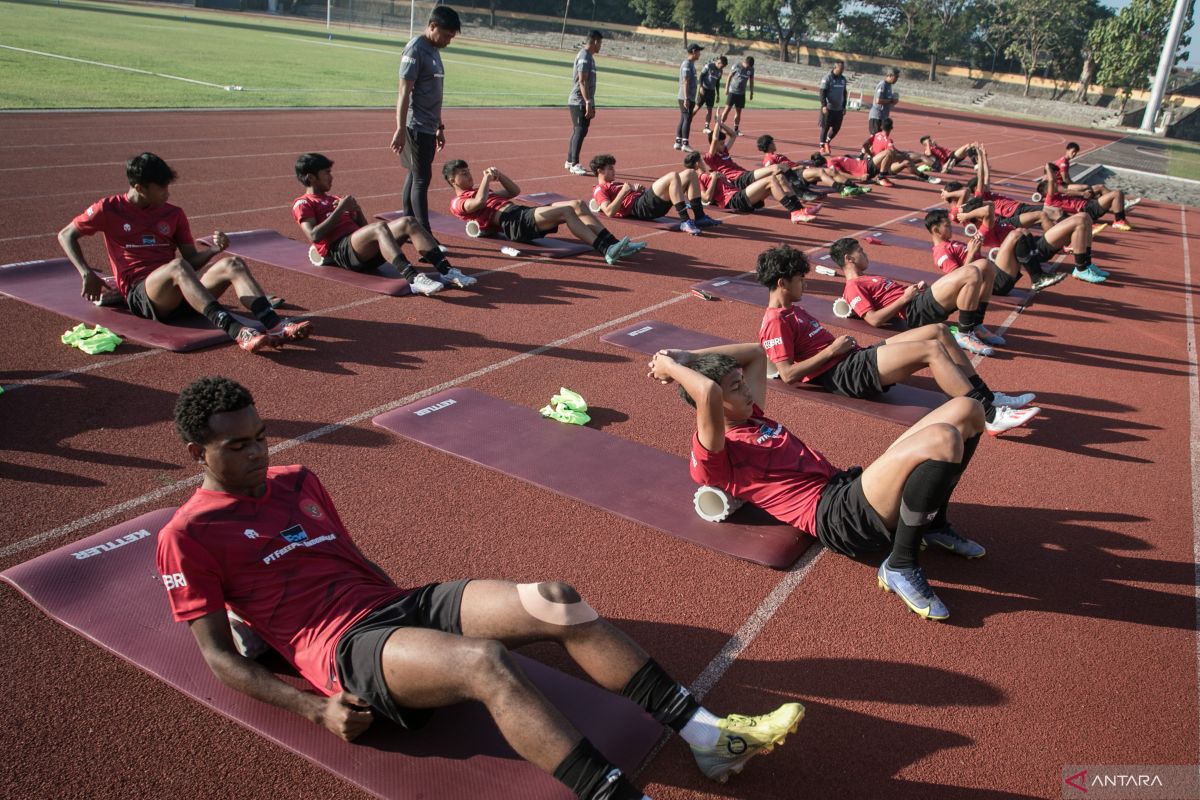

{"left": 867, "top": 67, "right": 899, "bottom": 135}
{"left": 699, "top": 55, "right": 727, "bottom": 137}
{"left": 818, "top": 60, "right": 847, "bottom": 154}
{"left": 391, "top": 6, "right": 460, "bottom": 248}
{"left": 721, "top": 56, "right": 755, "bottom": 132}
{"left": 565, "top": 30, "right": 602, "bottom": 176}
{"left": 674, "top": 43, "right": 702, "bottom": 153}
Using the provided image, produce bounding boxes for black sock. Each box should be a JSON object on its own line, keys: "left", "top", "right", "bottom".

{"left": 420, "top": 248, "right": 451, "bottom": 275}
{"left": 203, "top": 301, "right": 242, "bottom": 338}
{"left": 1074, "top": 252, "right": 1089, "bottom": 269}
{"left": 958, "top": 308, "right": 981, "bottom": 332}
{"left": 248, "top": 296, "right": 281, "bottom": 330}
{"left": 886, "top": 460, "right": 960, "bottom": 571}
{"left": 930, "top": 433, "right": 980, "bottom": 528}
{"left": 593, "top": 229, "right": 618, "bottom": 254}
{"left": 553, "top": 739, "right": 643, "bottom": 800}
{"left": 673, "top": 201, "right": 691, "bottom": 221}
{"left": 620, "top": 658, "right": 700, "bottom": 731}
{"left": 968, "top": 374, "right": 995, "bottom": 405}
{"left": 780, "top": 194, "right": 801, "bottom": 212}
{"left": 689, "top": 198, "right": 706, "bottom": 218}
{"left": 1115, "top": 211, "right": 1126, "bottom": 222}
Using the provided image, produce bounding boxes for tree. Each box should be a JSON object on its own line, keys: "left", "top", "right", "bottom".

{"left": 993, "top": 0, "right": 1108, "bottom": 95}
{"left": 718, "top": 0, "right": 842, "bottom": 61}
{"left": 913, "top": 0, "right": 978, "bottom": 80}
{"left": 629, "top": 0, "right": 674, "bottom": 27}
{"left": 1088, "top": 0, "right": 1195, "bottom": 115}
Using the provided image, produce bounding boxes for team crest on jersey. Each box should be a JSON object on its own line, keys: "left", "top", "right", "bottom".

{"left": 141, "top": 234, "right": 156, "bottom": 245}
{"left": 243, "top": 528, "right": 259, "bottom": 540}
{"left": 123, "top": 223, "right": 132, "bottom": 232}
{"left": 301, "top": 499, "right": 324, "bottom": 520}
{"left": 280, "top": 524, "right": 309, "bottom": 543}
{"left": 157, "top": 222, "right": 170, "bottom": 234}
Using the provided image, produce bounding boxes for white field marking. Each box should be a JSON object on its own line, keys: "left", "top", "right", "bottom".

{"left": 632, "top": 545, "right": 827, "bottom": 777}
{"left": 0, "top": 292, "right": 689, "bottom": 560}
{"left": 1179, "top": 205, "right": 1200, "bottom": 767}
{"left": 0, "top": 44, "right": 234, "bottom": 91}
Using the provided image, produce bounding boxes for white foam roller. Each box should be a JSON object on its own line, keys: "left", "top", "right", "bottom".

{"left": 694, "top": 485, "right": 744, "bottom": 522}
{"left": 465, "top": 220, "right": 482, "bottom": 238}
{"left": 589, "top": 199, "right": 601, "bottom": 213}
{"left": 988, "top": 247, "right": 1000, "bottom": 262}
{"left": 832, "top": 298, "right": 852, "bottom": 318}
{"left": 1031, "top": 192, "right": 1043, "bottom": 202}
{"left": 964, "top": 223, "right": 978, "bottom": 237}
{"left": 307, "top": 244, "right": 324, "bottom": 266}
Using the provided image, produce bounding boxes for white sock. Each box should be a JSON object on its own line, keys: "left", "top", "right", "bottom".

{"left": 678, "top": 706, "right": 722, "bottom": 749}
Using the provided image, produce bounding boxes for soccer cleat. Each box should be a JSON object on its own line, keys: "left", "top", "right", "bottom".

{"left": 1031, "top": 271, "right": 1068, "bottom": 291}
{"left": 267, "top": 317, "right": 312, "bottom": 343}
{"left": 695, "top": 215, "right": 722, "bottom": 228}
{"left": 625, "top": 239, "right": 649, "bottom": 253}
{"left": 954, "top": 329, "right": 994, "bottom": 357}
{"left": 1085, "top": 263, "right": 1110, "bottom": 278}
{"left": 440, "top": 267, "right": 477, "bottom": 288}
{"left": 801, "top": 190, "right": 822, "bottom": 203}
{"left": 680, "top": 142, "right": 696, "bottom": 154}
{"left": 985, "top": 405, "right": 1040, "bottom": 436}
{"left": 923, "top": 525, "right": 986, "bottom": 558}
{"left": 991, "top": 390, "right": 1035, "bottom": 409}
{"left": 1111, "top": 220, "right": 1133, "bottom": 231}
{"left": 235, "top": 326, "right": 275, "bottom": 354}
{"left": 563, "top": 161, "right": 573, "bottom": 170}
{"left": 973, "top": 325, "right": 1005, "bottom": 346}
{"left": 877, "top": 562, "right": 949, "bottom": 620}
{"left": 916, "top": 163, "right": 932, "bottom": 173}
{"left": 605, "top": 235, "right": 633, "bottom": 265}
{"left": 1126, "top": 197, "right": 1142, "bottom": 208}
{"left": 790, "top": 209, "right": 816, "bottom": 224}
{"left": 409, "top": 273, "right": 445, "bottom": 296}
{"left": 690, "top": 703, "right": 805, "bottom": 783}
{"left": 876, "top": 177, "right": 895, "bottom": 188}
{"left": 673, "top": 141, "right": 683, "bottom": 151}
{"left": 680, "top": 219, "right": 701, "bottom": 235}
{"left": 839, "top": 184, "right": 866, "bottom": 197}
{"left": 924, "top": 175, "right": 943, "bottom": 185}
{"left": 1072, "top": 265, "right": 1107, "bottom": 283}
{"left": 703, "top": 126, "right": 712, "bottom": 136}
{"left": 567, "top": 163, "right": 590, "bottom": 176}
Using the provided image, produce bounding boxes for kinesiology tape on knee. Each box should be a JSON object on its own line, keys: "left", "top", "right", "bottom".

{"left": 517, "top": 583, "right": 598, "bottom": 626}
{"left": 553, "top": 739, "right": 644, "bottom": 800}
{"left": 620, "top": 658, "right": 700, "bottom": 731}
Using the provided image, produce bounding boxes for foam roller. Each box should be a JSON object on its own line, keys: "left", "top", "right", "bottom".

{"left": 465, "top": 220, "right": 482, "bottom": 238}
{"left": 832, "top": 298, "right": 852, "bottom": 318}
{"left": 694, "top": 485, "right": 745, "bottom": 522}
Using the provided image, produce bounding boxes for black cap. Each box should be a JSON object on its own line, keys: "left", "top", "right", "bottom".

{"left": 687, "top": 43, "right": 704, "bottom": 53}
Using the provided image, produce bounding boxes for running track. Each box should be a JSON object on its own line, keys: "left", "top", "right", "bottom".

{"left": 0, "top": 104, "right": 1197, "bottom": 799}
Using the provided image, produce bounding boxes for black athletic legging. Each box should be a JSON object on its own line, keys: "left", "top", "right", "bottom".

{"left": 676, "top": 100, "right": 696, "bottom": 141}
{"left": 402, "top": 127, "right": 439, "bottom": 234}
{"left": 819, "top": 109, "right": 845, "bottom": 144}
{"left": 567, "top": 104, "right": 590, "bottom": 165}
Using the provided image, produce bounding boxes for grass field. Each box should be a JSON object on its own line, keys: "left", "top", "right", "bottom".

{"left": 0, "top": 0, "right": 819, "bottom": 110}
{"left": 1167, "top": 140, "right": 1200, "bottom": 181}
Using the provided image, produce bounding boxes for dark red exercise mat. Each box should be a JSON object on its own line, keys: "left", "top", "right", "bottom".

{"left": 373, "top": 389, "right": 810, "bottom": 569}
{"left": 0, "top": 509, "right": 661, "bottom": 800}
{"left": 601, "top": 320, "right": 942, "bottom": 427}
{"left": 0, "top": 258, "right": 261, "bottom": 352}
{"left": 199, "top": 230, "right": 412, "bottom": 297}
{"left": 860, "top": 229, "right": 933, "bottom": 251}
{"left": 811, "top": 254, "right": 1031, "bottom": 308}
{"left": 692, "top": 276, "right": 887, "bottom": 338}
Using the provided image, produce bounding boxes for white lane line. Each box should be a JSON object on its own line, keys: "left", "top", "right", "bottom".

{"left": 0, "top": 44, "right": 235, "bottom": 91}
{"left": 1179, "top": 205, "right": 1200, "bottom": 766}
{"left": 0, "top": 292, "right": 688, "bottom": 560}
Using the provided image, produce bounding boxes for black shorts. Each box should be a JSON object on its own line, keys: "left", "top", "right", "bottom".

{"left": 734, "top": 171, "right": 758, "bottom": 190}
{"left": 631, "top": 190, "right": 672, "bottom": 220}
{"left": 330, "top": 234, "right": 386, "bottom": 272}
{"left": 815, "top": 468, "right": 893, "bottom": 558}
{"left": 993, "top": 267, "right": 1018, "bottom": 296}
{"left": 903, "top": 290, "right": 948, "bottom": 329}
{"left": 499, "top": 204, "right": 545, "bottom": 243}
{"left": 816, "top": 346, "right": 886, "bottom": 399}
{"left": 726, "top": 92, "right": 746, "bottom": 109}
{"left": 1083, "top": 198, "right": 1104, "bottom": 221}
{"left": 997, "top": 203, "right": 1042, "bottom": 229}
{"left": 726, "top": 189, "right": 763, "bottom": 213}
{"left": 1011, "top": 232, "right": 1056, "bottom": 276}
{"left": 126, "top": 278, "right": 191, "bottom": 322}
{"left": 699, "top": 88, "right": 716, "bottom": 109}
{"left": 334, "top": 579, "right": 470, "bottom": 729}
{"left": 926, "top": 157, "right": 943, "bottom": 173}
{"left": 865, "top": 159, "right": 879, "bottom": 179}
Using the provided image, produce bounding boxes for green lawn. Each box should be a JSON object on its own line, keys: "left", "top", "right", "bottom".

{"left": 0, "top": 0, "right": 818, "bottom": 110}
{"left": 1166, "top": 140, "right": 1200, "bottom": 182}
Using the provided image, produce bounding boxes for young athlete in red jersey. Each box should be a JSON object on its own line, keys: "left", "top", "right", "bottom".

{"left": 293, "top": 153, "right": 473, "bottom": 296}
{"left": 59, "top": 153, "right": 310, "bottom": 354}
{"left": 161, "top": 376, "right": 802, "bottom": 798}
{"left": 756, "top": 135, "right": 869, "bottom": 197}
{"left": 943, "top": 144, "right": 1060, "bottom": 232}
{"left": 685, "top": 151, "right": 818, "bottom": 223}
{"left": 859, "top": 119, "right": 939, "bottom": 184}
{"left": 1052, "top": 142, "right": 1112, "bottom": 197}
{"left": 1036, "top": 162, "right": 1132, "bottom": 232}
{"left": 587, "top": 152, "right": 720, "bottom": 235}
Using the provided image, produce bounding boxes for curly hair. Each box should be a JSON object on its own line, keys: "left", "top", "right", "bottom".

{"left": 588, "top": 153, "right": 616, "bottom": 176}
{"left": 175, "top": 376, "right": 254, "bottom": 444}
{"left": 755, "top": 244, "right": 809, "bottom": 288}
{"left": 755, "top": 134, "right": 774, "bottom": 153}
{"left": 677, "top": 353, "right": 738, "bottom": 408}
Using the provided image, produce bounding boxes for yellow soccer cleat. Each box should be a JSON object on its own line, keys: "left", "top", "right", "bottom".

{"left": 690, "top": 702, "right": 805, "bottom": 783}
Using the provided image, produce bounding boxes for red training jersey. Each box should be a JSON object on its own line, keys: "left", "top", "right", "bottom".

{"left": 762, "top": 152, "right": 797, "bottom": 169}
{"left": 689, "top": 406, "right": 839, "bottom": 536}
{"left": 291, "top": 192, "right": 360, "bottom": 259}
{"left": 449, "top": 189, "right": 513, "bottom": 231}
{"left": 699, "top": 172, "right": 740, "bottom": 209}
{"left": 869, "top": 131, "right": 894, "bottom": 156}
{"left": 156, "top": 465, "right": 414, "bottom": 696}
{"left": 592, "top": 181, "right": 642, "bottom": 217}
{"left": 976, "top": 190, "right": 1021, "bottom": 220}
{"left": 829, "top": 156, "right": 868, "bottom": 179}
{"left": 70, "top": 194, "right": 193, "bottom": 297}
{"left": 1054, "top": 156, "right": 1071, "bottom": 183}
{"left": 759, "top": 304, "right": 854, "bottom": 381}
{"left": 843, "top": 275, "right": 907, "bottom": 322}
{"left": 928, "top": 143, "right": 951, "bottom": 162}
{"left": 932, "top": 239, "right": 969, "bottom": 274}
{"left": 1045, "top": 189, "right": 1085, "bottom": 214}
{"left": 702, "top": 151, "right": 747, "bottom": 182}
{"left": 978, "top": 220, "right": 1013, "bottom": 248}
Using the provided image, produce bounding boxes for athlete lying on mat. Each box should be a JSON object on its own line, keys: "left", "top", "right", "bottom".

{"left": 587, "top": 152, "right": 720, "bottom": 235}
{"left": 650, "top": 340, "right": 987, "bottom": 621}
{"left": 941, "top": 143, "right": 1060, "bottom": 231}
{"left": 685, "top": 152, "right": 818, "bottom": 223}
{"left": 58, "top": 152, "right": 310, "bottom": 354}
{"left": 159, "top": 376, "right": 800, "bottom": 799}
{"left": 756, "top": 135, "right": 868, "bottom": 197}
{"left": 755, "top": 245, "right": 1038, "bottom": 436}
{"left": 443, "top": 160, "right": 642, "bottom": 264}
{"left": 293, "top": 152, "right": 474, "bottom": 297}
{"left": 1036, "top": 162, "right": 1133, "bottom": 232}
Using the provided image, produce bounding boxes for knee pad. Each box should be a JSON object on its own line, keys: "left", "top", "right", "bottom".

{"left": 517, "top": 582, "right": 598, "bottom": 626}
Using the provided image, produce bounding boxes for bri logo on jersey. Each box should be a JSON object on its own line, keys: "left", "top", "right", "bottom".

{"left": 755, "top": 421, "right": 784, "bottom": 444}
{"left": 280, "top": 524, "right": 309, "bottom": 544}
